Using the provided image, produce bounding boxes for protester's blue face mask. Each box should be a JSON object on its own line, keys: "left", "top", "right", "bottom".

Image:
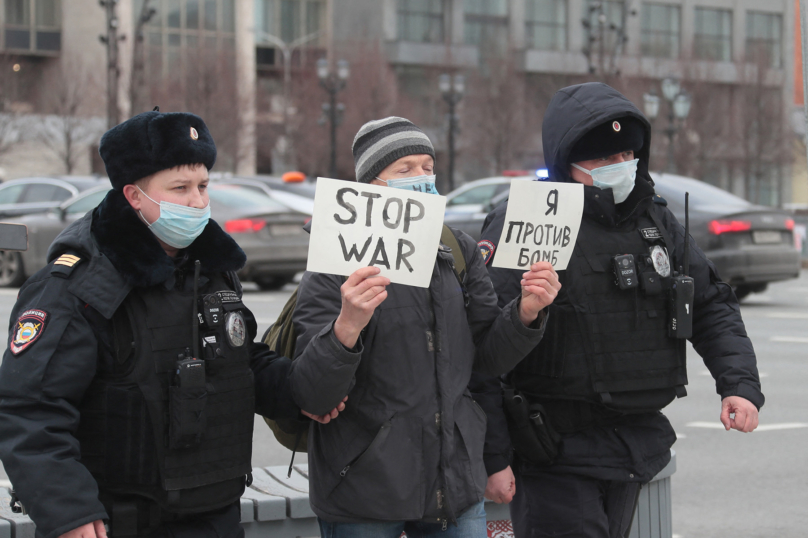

{"left": 137, "top": 186, "right": 210, "bottom": 249}
{"left": 376, "top": 174, "right": 439, "bottom": 195}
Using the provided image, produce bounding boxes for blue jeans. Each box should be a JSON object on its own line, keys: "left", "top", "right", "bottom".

{"left": 318, "top": 500, "right": 487, "bottom": 538}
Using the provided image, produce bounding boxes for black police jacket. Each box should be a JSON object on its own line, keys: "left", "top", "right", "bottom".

{"left": 0, "top": 190, "right": 299, "bottom": 538}
{"left": 473, "top": 82, "right": 764, "bottom": 482}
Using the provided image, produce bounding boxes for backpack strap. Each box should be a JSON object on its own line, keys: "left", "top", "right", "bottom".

{"left": 441, "top": 225, "right": 470, "bottom": 307}
{"left": 441, "top": 225, "right": 467, "bottom": 282}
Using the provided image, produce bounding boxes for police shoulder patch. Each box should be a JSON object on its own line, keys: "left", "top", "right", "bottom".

{"left": 653, "top": 194, "right": 668, "bottom": 206}
{"left": 10, "top": 309, "right": 48, "bottom": 355}
{"left": 478, "top": 239, "right": 496, "bottom": 265}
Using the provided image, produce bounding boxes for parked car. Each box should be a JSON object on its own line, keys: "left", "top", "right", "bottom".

{"left": 443, "top": 174, "right": 534, "bottom": 239}
{"left": 1, "top": 183, "right": 311, "bottom": 290}
{"left": 212, "top": 177, "right": 314, "bottom": 215}
{"left": 207, "top": 183, "right": 310, "bottom": 290}
{"left": 441, "top": 172, "right": 801, "bottom": 299}
{"left": 651, "top": 173, "right": 800, "bottom": 298}
{"left": 0, "top": 176, "right": 109, "bottom": 219}
{"left": 1, "top": 185, "right": 112, "bottom": 287}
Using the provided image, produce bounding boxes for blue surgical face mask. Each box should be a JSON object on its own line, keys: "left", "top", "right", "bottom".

{"left": 572, "top": 159, "right": 639, "bottom": 204}
{"left": 137, "top": 186, "right": 211, "bottom": 249}
{"left": 376, "top": 174, "right": 439, "bottom": 195}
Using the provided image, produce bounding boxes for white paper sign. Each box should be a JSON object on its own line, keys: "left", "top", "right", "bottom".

{"left": 492, "top": 180, "right": 584, "bottom": 271}
{"left": 307, "top": 177, "right": 447, "bottom": 287}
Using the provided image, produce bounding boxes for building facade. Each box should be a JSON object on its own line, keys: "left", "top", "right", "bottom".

{"left": 0, "top": 0, "right": 797, "bottom": 206}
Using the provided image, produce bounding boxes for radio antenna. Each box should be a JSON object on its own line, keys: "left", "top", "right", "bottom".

{"left": 192, "top": 260, "right": 201, "bottom": 359}
{"left": 683, "top": 192, "right": 690, "bottom": 276}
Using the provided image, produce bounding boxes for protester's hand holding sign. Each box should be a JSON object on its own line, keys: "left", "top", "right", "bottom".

{"left": 518, "top": 261, "right": 561, "bottom": 325}
{"left": 333, "top": 267, "right": 391, "bottom": 348}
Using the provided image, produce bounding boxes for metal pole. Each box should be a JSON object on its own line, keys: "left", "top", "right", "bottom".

{"left": 448, "top": 98, "right": 456, "bottom": 192}
{"left": 102, "top": 0, "right": 120, "bottom": 128}
{"left": 801, "top": 1, "right": 808, "bottom": 167}
{"left": 329, "top": 85, "right": 337, "bottom": 178}
{"left": 666, "top": 106, "right": 676, "bottom": 174}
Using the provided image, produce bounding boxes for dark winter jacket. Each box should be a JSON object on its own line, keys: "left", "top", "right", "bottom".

{"left": 0, "top": 190, "right": 299, "bottom": 538}
{"left": 475, "top": 82, "right": 763, "bottom": 482}
{"left": 289, "top": 228, "right": 546, "bottom": 524}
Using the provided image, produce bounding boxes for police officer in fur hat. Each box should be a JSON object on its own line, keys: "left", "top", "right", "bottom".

{"left": 0, "top": 110, "right": 342, "bottom": 538}
{"left": 476, "top": 83, "right": 763, "bottom": 538}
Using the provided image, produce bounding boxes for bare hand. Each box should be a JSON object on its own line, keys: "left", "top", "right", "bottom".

{"left": 484, "top": 466, "right": 516, "bottom": 504}
{"left": 720, "top": 396, "right": 759, "bottom": 433}
{"left": 302, "top": 396, "right": 348, "bottom": 424}
{"left": 334, "top": 267, "right": 390, "bottom": 348}
{"left": 519, "top": 262, "right": 561, "bottom": 325}
{"left": 59, "top": 520, "right": 107, "bottom": 538}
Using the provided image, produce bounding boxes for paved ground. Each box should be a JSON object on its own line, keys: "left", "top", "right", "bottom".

{"left": 0, "top": 273, "right": 806, "bottom": 537}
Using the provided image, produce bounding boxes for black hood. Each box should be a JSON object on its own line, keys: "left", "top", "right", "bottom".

{"left": 542, "top": 82, "right": 652, "bottom": 184}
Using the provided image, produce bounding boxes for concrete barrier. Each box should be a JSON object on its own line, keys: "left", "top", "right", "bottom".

{"left": 0, "top": 451, "right": 676, "bottom": 538}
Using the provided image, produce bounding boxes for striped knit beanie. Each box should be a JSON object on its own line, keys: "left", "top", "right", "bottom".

{"left": 352, "top": 117, "right": 436, "bottom": 183}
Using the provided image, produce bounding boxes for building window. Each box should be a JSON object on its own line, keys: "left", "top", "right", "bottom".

{"left": 397, "top": 0, "right": 445, "bottom": 43}
{"left": 139, "top": 0, "right": 236, "bottom": 76}
{"left": 3, "top": 0, "right": 61, "bottom": 53}
{"left": 641, "top": 3, "right": 679, "bottom": 58}
{"left": 465, "top": 0, "right": 508, "bottom": 54}
{"left": 585, "top": 0, "right": 626, "bottom": 54}
{"left": 746, "top": 11, "right": 781, "bottom": 68}
{"left": 255, "top": 0, "right": 326, "bottom": 47}
{"left": 525, "top": 0, "right": 566, "bottom": 51}
{"left": 694, "top": 7, "right": 732, "bottom": 62}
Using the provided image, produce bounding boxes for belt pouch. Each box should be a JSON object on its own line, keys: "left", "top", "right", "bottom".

{"left": 503, "top": 388, "right": 561, "bottom": 466}
{"left": 169, "top": 385, "right": 208, "bottom": 449}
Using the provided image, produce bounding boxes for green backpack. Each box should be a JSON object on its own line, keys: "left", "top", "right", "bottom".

{"left": 262, "top": 225, "right": 470, "bottom": 459}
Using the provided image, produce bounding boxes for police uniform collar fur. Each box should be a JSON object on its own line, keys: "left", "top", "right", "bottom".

{"left": 91, "top": 189, "right": 246, "bottom": 288}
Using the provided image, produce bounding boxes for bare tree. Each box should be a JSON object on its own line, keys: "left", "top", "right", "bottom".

{"left": 285, "top": 43, "right": 418, "bottom": 180}
{"left": 146, "top": 45, "right": 244, "bottom": 171}
{"left": 0, "top": 58, "right": 24, "bottom": 163}
{"left": 460, "top": 57, "right": 539, "bottom": 178}
{"left": 37, "top": 58, "right": 104, "bottom": 174}
{"left": 130, "top": 0, "right": 157, "bottom": 115}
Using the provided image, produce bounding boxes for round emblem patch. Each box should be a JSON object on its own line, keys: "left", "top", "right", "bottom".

{"left": 190, "top": 127, "right": 199, "bottom": 140}
{"left": 10, "top": 309, "right": 48, "bottom": 355}
{"left": 225, "top": 311, "right": 246, "bottom": 348}
{"left": 612, "top": 121, "right": 621, "bottom": 132}
{"left": 649, "top": 245, "right": 670, "bottom": 277}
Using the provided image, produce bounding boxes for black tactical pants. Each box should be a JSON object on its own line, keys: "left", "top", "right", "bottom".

{"left": 108, "top": 500, "right": 244, "bottom": 538}
{"left": 510, "top": 469, "right": 640, "bottom": 538}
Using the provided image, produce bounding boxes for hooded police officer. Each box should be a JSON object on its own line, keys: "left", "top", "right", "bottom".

{"left": 476, "top": 83, "right": 763, "bottom": 538}
{"left": 0, "top": 110, "right": 341, "bottom": 538}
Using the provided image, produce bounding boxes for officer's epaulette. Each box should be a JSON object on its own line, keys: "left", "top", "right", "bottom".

{"left": 653, "top": 194, "right": 668, "bottom": 206}
{"left": 50, "top": 252, "right": 83, "bottom": 279}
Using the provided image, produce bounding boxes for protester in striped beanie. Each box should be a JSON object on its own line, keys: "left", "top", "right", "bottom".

{"left": 352, "top": 116, "right": 436, "bottom": 184}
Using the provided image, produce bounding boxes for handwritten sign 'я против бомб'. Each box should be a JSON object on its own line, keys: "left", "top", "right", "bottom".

{"left": 493, "top": 179, "right": 584, "bottom": 271}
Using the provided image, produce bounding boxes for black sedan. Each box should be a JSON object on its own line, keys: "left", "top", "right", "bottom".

{"left": 442, "top": 172, "right": 801, "bottom": 299}
{"left": 652, "top": 173, "right": 800, "bottom": 298}
{"left": 1, "top": 184, "right": 310, "bottom": 289}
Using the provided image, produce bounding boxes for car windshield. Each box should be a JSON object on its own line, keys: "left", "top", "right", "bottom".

{"left": 66, "top": 189, "right": 111, "bottom": 214}
{"left": 209, "top": 185, "right": 288, "bottom": 211}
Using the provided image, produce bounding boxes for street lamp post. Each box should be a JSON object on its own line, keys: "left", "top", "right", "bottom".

{"left": 317, "top": 58, "right": 349, "bottom": 178}
{"left": 99, "top": 0, "right": 125, "bottom": 128}
{"left": 644, "top": 77, "right": 691, "bottom": 174}
{"left": 258, "top": 31, "right": 321, "bottom": 172}
{"left": 439, "top": 73, "right": 465, "bottom": 193}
